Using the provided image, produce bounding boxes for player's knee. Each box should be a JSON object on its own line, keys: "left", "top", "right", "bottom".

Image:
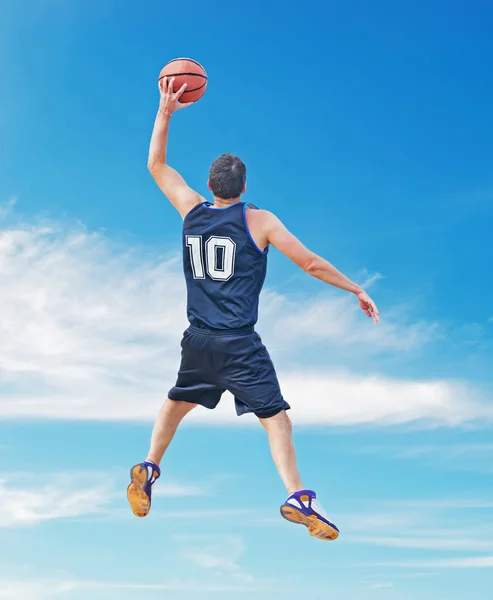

{"left": 165, "top": 398, "right": 197, "bottom": 418}
{"left": 259, "top": 409, "right": 292, "bottom": 432}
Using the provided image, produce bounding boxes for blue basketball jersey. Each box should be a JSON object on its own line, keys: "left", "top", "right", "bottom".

{"left": 182, "top": 201, "right": 268, "bottom": 330}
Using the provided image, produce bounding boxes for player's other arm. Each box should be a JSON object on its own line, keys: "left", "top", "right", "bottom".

{"left": 147, "top": 77, "right": 204, "bottom": 219}
{"left": 263, "top": 212, "right": 379, "bottom": 323}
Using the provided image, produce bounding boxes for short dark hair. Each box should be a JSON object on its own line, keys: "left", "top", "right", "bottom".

{"left": 209, "top": 154, "right": 246, "bottom": 199}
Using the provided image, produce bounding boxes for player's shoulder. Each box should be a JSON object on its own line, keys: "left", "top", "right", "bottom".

{"left": 244, "top": 206, "right": 278, "bottom": 229}
{"left": 244, "top": 204, "right": 277, "bottom": 220}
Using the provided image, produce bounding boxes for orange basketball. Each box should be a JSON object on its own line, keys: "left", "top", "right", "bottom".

{"left": 159, "top": 58, "right": 207, "bottom": 104}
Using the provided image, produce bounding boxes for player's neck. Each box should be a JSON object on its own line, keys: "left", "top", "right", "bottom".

{"left": 211, "top": 196, "right": 241, "bottom": 208}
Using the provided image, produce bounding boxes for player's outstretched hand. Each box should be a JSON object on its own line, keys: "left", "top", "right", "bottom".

{"left": 357, "top": 290, "right": 379, "bottom": 324}
{"left": 158, "top": 76, "right": 192, "bottom": 114}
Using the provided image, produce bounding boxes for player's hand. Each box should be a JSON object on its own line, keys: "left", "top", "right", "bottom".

{"left": 158, "top": 76, "right": 192, "bottom": 114}
{"left": 357, "top": 290, "right": 380, "bottom": 324}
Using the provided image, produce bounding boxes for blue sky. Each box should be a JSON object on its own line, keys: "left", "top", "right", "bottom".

{"left": 1, "top": 0, "right": 492, "bottom": 598}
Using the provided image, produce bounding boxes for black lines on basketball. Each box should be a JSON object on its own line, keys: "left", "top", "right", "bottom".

{"left": 159, "top": 58, "right": 208, "bottom": 103}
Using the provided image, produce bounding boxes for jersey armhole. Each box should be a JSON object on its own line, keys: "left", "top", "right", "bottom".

{"left": 242, "top": 203, "right": 268, "bottom": 255}
{"left": 183, "top": 201, "right": 207, "bottom": 223}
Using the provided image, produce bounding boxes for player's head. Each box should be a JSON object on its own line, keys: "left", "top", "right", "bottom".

{"left": 208, "top": 153, "right": 246, "bottom": 200}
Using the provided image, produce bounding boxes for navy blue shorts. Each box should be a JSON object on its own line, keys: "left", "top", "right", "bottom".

{"left": 168, "top": 326, "right": 290, "bottom": 419}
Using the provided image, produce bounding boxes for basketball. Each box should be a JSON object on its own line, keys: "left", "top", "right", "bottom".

{"left": 159, "top": 58, "right": 207, "bottom": 104}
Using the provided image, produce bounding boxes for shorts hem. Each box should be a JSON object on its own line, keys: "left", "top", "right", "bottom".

{"left": 168, "top": 395, "right": 202, "bottom": 405}
{"left": 253, "top": 405, "right": 290, "bottom": 419}
{"left": 168, "top": 391, "right": 220, "bottom": 410}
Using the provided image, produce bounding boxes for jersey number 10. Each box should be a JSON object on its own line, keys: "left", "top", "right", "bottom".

{"left": 186, "top": 235, "right": 236, "bottom": 281}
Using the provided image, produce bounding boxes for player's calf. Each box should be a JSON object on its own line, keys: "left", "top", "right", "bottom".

{"left": 259, "top": 410, "right": 304, "bottom": 494}
{"left": 260, "top": 411, "right": 339, "bottom": 541}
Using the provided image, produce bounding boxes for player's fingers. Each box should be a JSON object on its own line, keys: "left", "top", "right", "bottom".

{"left": 167, "top": 77, "right": 175, "bottom": 98}
{"left": 371, "top": 303, "right": 380, "bottom": 323}
{"left": 174, "top": 82, "right": 188, "bottom": 100}
{"left": 161, "top": 77, "right": 169, "bottom": 96}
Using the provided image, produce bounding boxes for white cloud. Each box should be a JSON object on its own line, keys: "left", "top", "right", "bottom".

{"left": 355, "top": 444, "right": 493, "bottom": 473}
{"left": 0, "top": 577, "right": 254, "bottom": 600}
{"left": 172, "top": 535, "right": 256, "bottom": 587}
{"left": 391, "top": 443, "right": 493, "bottom": 460}
{"left": 255, "top": 373, "right": 491, "bottom": 427}
{"left": 175, "top": 534, "right": 246, "bottom": 571}
{"left": 84, "top": 506, "right": 261, "bottom": 525}
{"left": 0, "top": 475, "right": 110, "bottom": 527}
{"left": 260, "top": 290, "right": 437, "bottom": 354}
{"left": 369, "top": 556, "right": 493, "bottom": 569}
{"left": 351, "top": 535, "right": 493, "bottom": 552}
{"left": 341, "top": 497, "right": 493, "bottom": 570}
{"left": 0, "top": 216, "right": 490, "bottom": 427}
{"left": 140, "top": 507, "right": 258, "bottom": 521}
{"left": 0, "top": 470, "right": 219, "bottom": 528}
{"left": 152, "top": 481, "right": 209, "bottom": 497}
{"left": 0, "top": 580, "right": 77, "bottom": 600}
{"left": 0, "top": 198, "right": 17, "bottom": 222}
{"left": 387, "top": 497, "right": 493, "bottom": 510}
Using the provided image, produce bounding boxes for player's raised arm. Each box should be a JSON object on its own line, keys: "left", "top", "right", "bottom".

{"left": 147, "top": 77, "right": 204, "bottom": 219}
{"left": 263, "top": 212, "right": 380, "bottom": 323}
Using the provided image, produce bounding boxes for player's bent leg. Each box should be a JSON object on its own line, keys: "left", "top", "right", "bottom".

{"left": 147, "top": 399, "right": 198, "bottom": 466}
{"left": 127, "top": 399, "right": 197, "bottom": 518}
{"left": 259, "top": 410, "right": 339, "bottom": 541}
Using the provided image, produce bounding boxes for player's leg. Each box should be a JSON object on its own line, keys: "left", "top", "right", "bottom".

{"left": 127, "top": 399, "right": 196, "bottom": 518}
{"left": 147, "top": 398, "right": 197, "bottom": 466}
{"left": 258, "top": 410, "right": 303, "bottom": 494}
{"left": 259, "top": 409, "right": 338, "bottom": 541}
{"left": 127, "top": 328, "right": 223, "bottom": 518}
{"left": 127, "top": 330, "right": 224, "bottom": 517}
{"left": 225, "top": 332, "right": 339, "bottom": 541}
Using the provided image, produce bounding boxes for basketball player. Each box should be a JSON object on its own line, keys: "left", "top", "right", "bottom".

{"left": 127, "top": 77, "right": 379, "bottom": 541}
